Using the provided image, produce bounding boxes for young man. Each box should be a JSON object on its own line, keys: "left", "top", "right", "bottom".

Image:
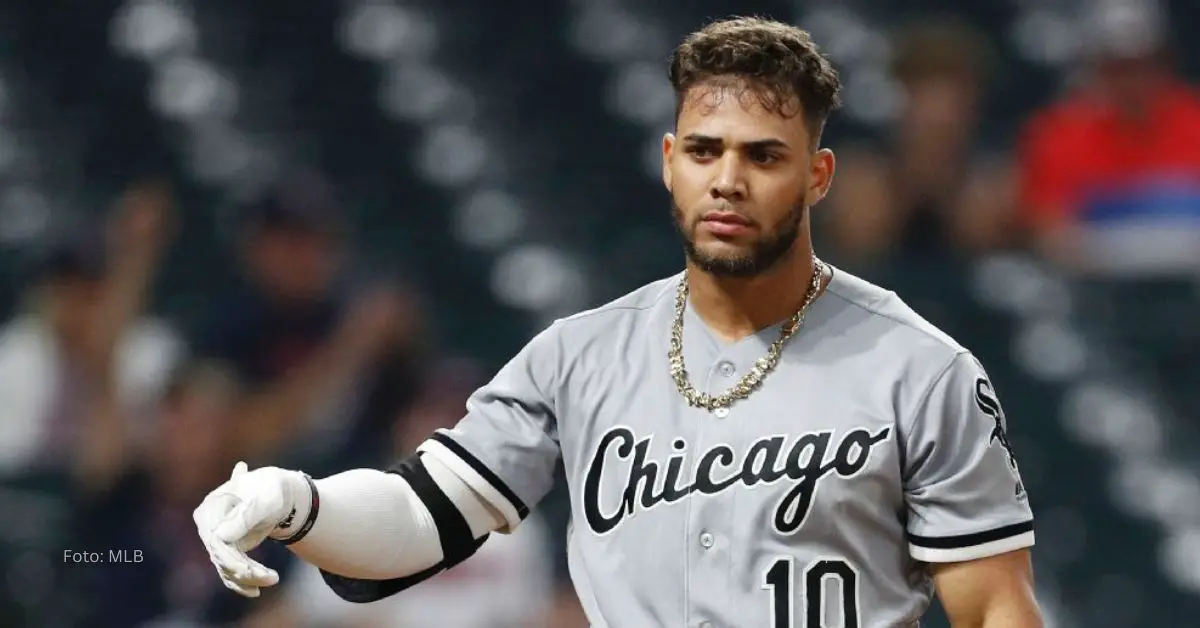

{"left": 194, "top": 17, "right": 1042, "bottom": 627}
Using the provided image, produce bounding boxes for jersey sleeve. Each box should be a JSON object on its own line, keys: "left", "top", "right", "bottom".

{"left": 901, "top": 351, "right": 1035, "bottom": 563}
{"left": 416, "top": 323, "right": 564, "bottom": 532}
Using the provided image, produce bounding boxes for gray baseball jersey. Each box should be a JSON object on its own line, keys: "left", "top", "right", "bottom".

{"left": 417, "top": 267, "right": 1034, "bottom": 627}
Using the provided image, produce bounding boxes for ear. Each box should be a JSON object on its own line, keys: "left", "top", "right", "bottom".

{"left": 807, "top": 148, "right": 836, "bottom": 206}
{"left": 661, "top": 132, "right": 676, "bottom": 192}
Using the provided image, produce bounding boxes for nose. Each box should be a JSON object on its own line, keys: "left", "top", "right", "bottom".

{"left": 710, "top": 154, "right": 747, "bottom": 201}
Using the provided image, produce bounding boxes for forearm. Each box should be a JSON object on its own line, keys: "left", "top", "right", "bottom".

{"left": 231, "top": 341, "right": 371, "bottom": 459}
{"left": 976, "top": 599, "right": 1043, "bottom": 628}
{"left": 281, "top": 457, "right": 502, "bottom": 580}
{"left": 953, "top": 610, "right": 1042, "bottom": 628}
{"left": 72, "top": 391, "right": 128, "bottom": 495}
{"left": 90, "top": 251, "right": 157, "bottom": 357}
{"left": 942, "top": 580, "right": 1043, "bottom": 628}
{"left": 936, "top": 550, "right": 1042, "bottom": 628}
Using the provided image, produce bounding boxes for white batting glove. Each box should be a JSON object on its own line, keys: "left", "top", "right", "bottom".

{"left": 193, "top": 461, "right": 311, "bottom": 597}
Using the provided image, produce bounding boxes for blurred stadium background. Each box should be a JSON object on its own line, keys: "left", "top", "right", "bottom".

{"left": 0, "top": 0, "right": 1197, "bottom": 626}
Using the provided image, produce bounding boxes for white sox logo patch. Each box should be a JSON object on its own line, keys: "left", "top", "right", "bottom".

{"left": 974, "top": 376, "right": 1026, "bottom": 499}
{"left": 583, "top": 425, "right": 892, "bottom": 535}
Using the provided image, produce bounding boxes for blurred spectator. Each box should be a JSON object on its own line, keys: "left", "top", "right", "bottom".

{"left": 823, "top": 16, "right": 1017, "bottom": 267}
{"left": 195, "top": 172, "right": 425, "bottom": 475}
{"left": 0, "top": 182, "right": 182, "bottom": 480}
{"left": 67, "top": 360, "right": 292, "bottom": 627}
{"left": 1017, "top": 0, "right": 1200, "bottom": 275}
{"left": 254, "top": 357, "right": 558, "bottom": 628}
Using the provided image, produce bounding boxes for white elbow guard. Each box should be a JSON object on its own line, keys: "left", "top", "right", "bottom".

{"left": 318, "top": 452, "right": 494, "bottom": 603}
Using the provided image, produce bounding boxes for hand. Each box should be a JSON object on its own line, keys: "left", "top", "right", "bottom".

{"left": 109, "top": 180, "right": 173, "bottom": 256}
{"left": 193, "top": 461, "right": 307, "bottom": 597}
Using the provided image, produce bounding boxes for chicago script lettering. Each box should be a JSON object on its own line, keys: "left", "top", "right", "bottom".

{"left": 583, "top": 425, "right": 892, "bottom": 535}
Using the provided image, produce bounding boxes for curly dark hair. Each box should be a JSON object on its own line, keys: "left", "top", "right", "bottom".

{"left": 668, "top": 16, "right": 842, "bottom": 145}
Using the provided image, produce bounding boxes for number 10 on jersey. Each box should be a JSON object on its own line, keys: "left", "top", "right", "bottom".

{"left": 762, "top": 557, "right": 860, "bottom": 628}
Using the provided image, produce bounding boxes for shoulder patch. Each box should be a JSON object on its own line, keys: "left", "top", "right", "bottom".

{"left": 974, "top": 377, "right": 1026, "bottom": 499}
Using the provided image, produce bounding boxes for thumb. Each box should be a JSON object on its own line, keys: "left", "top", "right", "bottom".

{"left": 230, "top": 461, "right": 249, "bottom": 480}
{"left": 214, "top": 499, "right": 253, "bottom": 544}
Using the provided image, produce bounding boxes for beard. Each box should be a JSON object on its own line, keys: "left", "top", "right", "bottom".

{"left": 672, "top": 195, "right": 807, "bottom": 278}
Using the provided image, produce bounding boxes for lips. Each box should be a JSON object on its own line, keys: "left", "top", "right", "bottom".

{"left": 701, "top": 211, "right": 751, "bottom": 225}
{"left": 700, "top": 211, "right": 753, "bottom": 236}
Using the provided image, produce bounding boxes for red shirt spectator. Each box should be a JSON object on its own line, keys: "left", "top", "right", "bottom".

{"left": 1020, "top": 84, "right": 1200, "bottom": 230}
{"left": 1017, "top": 1, "right": 1200, "bottom": 275}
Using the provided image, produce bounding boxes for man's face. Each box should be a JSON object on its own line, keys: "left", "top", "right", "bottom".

{"left": 662, "top": 81, "right": 834, "bottom": 278}
{"left": 154, "top": 390, "right": 233, "bottom": 503}
{"left": 247, "top": 227, "right": 338, "bottom": 302}
{"left": 904, "top": 75, "right": 979, "bottom": 139}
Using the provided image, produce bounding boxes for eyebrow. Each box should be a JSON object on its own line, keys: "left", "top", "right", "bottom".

{"left": 681, "top": 134, "right": 791, "bottom": 151}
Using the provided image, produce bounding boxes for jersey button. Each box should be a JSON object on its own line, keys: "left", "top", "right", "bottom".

{"left": 713, "top": 407, "right": 730, "bottom": 419}
{"left": 699, "top": 532, "right": 714, "bottom": 548}
{"left": 718, "top": 361, "right": 736, "bottom": 377}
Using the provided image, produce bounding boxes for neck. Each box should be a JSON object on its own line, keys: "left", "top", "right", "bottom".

{"left": 686, "top": 247, "right": 822, "bottom": 343}
{"left": 1106, "top": 73, "right": 1171, "bottom": 122}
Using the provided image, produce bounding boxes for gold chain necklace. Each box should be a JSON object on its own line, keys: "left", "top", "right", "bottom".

{"left": 669, "top": 258, "right": 828, "bottom": 411}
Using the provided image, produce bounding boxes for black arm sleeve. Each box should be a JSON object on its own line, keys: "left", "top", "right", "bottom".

{"left": 318, "top": 452, "right": 490, "bottom": 603}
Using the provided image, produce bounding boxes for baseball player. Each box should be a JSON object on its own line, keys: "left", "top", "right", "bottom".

{"left": 194, "top": 17, "right": 1041, "bottom": 627}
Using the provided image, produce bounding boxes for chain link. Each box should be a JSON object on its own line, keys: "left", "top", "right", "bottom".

{"left": 669, "top": 258, "right": 828, "bottom": 411}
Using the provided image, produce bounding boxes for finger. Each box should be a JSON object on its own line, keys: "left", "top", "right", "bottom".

{"left": 218, "top": 539, "right": 278, "bottom": 586}
{"left": 231, "top": 460, "right": 249, "bottom": 480}
{"left": 220, "top": 575, "right": 260, "bottom": 598}
{"left": 193, "top": 493, "right": 233, "bottom": 530}
{"left": 200, "top": 530, "right": 266, "bottom": 591}
{"left": 240, "top": 564, "right": 281, "bottom": 587}
{"left": 204, "top": 534, "right": 256, "bottom": 580}
{"left": 220, "top": 558, "right": 276, "bottom": 588}
{"left": 261, "top": 568, "right": 280, "bottom": 586}
{"left": 223, "top": 554, "right": 275, "bottom": 588}
{"left": 217, "top": 491, "right": 284, "bottom": 547}
{"left": 206, "top": 536, "right": 275, "bottom": 586}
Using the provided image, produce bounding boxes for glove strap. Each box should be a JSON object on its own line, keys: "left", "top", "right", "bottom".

{"left": 278, "top": 473, "right": 320, "bottom": 546}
